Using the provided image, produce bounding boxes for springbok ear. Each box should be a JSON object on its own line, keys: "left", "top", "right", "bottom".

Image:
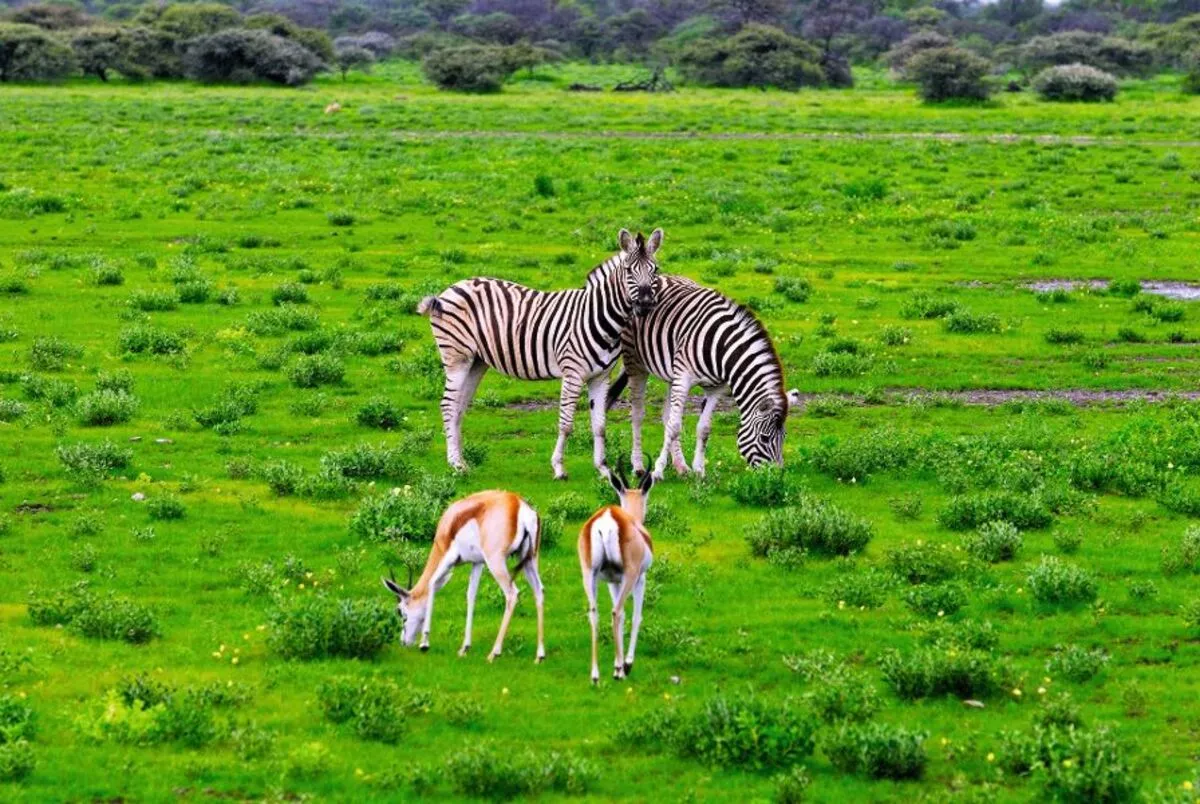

{"left": 618, "top": 228, "right": 634, "bottom": 253}
{"left": 381, "top": 577, "right": 408, "bottom": 598}
{"left": 645, "top": 228, "right": 663, "bottom": 257}
{"left": 786, "top": 389, "right": 801, "bottom": 408}
{"left": 638, "top": 468, "right": 655, "bottom": 494}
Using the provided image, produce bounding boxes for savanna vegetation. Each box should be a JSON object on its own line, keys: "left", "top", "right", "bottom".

{"left": 1, "top": 52, "right": 1200, "bottom": 802}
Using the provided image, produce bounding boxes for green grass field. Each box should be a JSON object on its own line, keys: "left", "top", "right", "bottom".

{"left": 2, "top": 66, "right": 1200, "bottom": 802}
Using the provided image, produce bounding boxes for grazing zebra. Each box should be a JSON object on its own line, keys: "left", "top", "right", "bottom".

{"left": 418, "top": 228, "right": 663, "bottom": 479}
{"left": 606, "top": 274, "right": 800, "bottom": 478}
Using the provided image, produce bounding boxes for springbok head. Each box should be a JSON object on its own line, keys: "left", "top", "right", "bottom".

{"left": 381, "top": 567, "right": 426, "bottom": 649}
{"left": 608, "top": 459, "right": 655, "bottom": 525}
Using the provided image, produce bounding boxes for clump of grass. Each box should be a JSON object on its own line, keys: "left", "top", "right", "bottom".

{"left": 942, "top": 309, "right": 1002, "bottom": 334}
{"left": 1025, "top": 556, "right": 1098, "bottom": 605}
{"left": 879, "top": 647, "right": 1010, "bottom": 700}
{"left": 824, "top": 722, "right": 928, "bottom": 780}
{"left": 28, "top": 337, "right": 83, "bottom": 371}
{"left": 903, "top": 582, "right": 968, "bottom": 618}
{"left": 962, "top": 520, "right": 1023, "bottom": 563}
{"left": 1044, "top": 327, "right": 1085, "bottom": 345}
{"left": 268, "top": 596, "right": 399, "bottom": 660}
{"left": 317, "top": 676, "right": 419, "bottom": 743}
{"left": 348, "top": 474, "right": 457, "bottom": 542}
{"left": 938, "top": 491, "right": 1053, "bottom": 531}
{"left": 356, "top": 397, "right": 405, "bottom": 430}
{"left": 1046, "top": 644, "right": 1109, "bottom": 683}
{"left": 444, "top": 742, "right": 596, "bottom": 800}
{"left": 75, "top": 390, "right": 139, "bottom": 427}
{"left": 193, "top": 381, "right": 260, "bottom": 432}
{"left": 888, "top": 494, "right": 923, "bottom": 521}
{"left": 772, "top": 766, "right": 810, "bottom": 804}
{"left": 28, "top": 582, "right": 158, "bottom": 644}
{"left": 147, "top": 494, "right": 186, "bottom": 521}
{"left": 289, "top": 354, "right": 345, "bottom": 388}
{"left": 887, "top": 542, "right": 958, "bottom": 585}
{"left": 56, "top": 440, "right": 133, "bottom": 485}
{"left": 118, "top": 325, "right": 185, "bottom": 355}
{"left": 0, "top": 739, "right": 35, "bottom": 781}
{"left": 727, "top": 465, "right": 803, "bottom": 507}
{"left": 127, "top": 289, "right": 179, "bottom": 311}
{"left": 899, "top": 291, "right": 960, "bottom": 320}
{"left": 747, "top": 497, "right": 873, "bottom": 558}
{"left": 321, "top": 443, "right": 415, "bottom": 482}
{"left": 824, "top": 568, "right": 892, "bottom": 609}
{"left": 878, "top": 325, "right": 912, "bottom": 346}
{"left": 998, "top": 726, "right": 1137, "bottom": 802}
{"left": 548, "top": 491, "right": 594, "bottom": 521}
{"left": 271, "top": 282, "right": 309, "bottom": 305}
{"left": 774, "top": 276, "right": 812, "bottom": 303}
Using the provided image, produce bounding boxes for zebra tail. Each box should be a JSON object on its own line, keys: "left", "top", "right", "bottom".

{"left": 606, "top": 370, "right": 629, "bottom": 411}
{"left": 416, "top": 296, "right": 443, "bottom": 317}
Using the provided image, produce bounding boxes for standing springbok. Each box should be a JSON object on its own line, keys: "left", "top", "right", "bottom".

{"left": 381, "top": 490, "right": 546, "bottom": 663}
{"left": 579, "top": 465, "right": 654, "bottom": 683}
{"left": 418, "top": 228, "right": 663, "bottom": 480}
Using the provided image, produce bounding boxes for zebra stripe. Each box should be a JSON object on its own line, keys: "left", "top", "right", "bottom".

{"left": 420, "top": 229, "right": 663, "bottom": 479}
{"left": 606, "top": 274, "right": 796, "bottom": 475}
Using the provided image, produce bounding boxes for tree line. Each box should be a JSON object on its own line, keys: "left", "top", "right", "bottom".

{"left": 2, "top": 0, "right": 1200, "bottom": 96}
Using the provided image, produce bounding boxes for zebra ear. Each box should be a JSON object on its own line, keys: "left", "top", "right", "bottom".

{"left": 645, "top": 228, "right": 663, "bottom": 257}
{"left": 618, "top": 229, "right": 635, "bottom": 254}
{"left": 786, "top": 389, "right": 801, "bottom": 409}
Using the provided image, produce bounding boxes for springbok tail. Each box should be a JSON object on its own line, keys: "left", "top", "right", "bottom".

{"left": 417, "top": 295, "right": 443, "bottom": 317}
{"left": 606, "top": 370, "right": 630, "bottom": 411}
{"left": 512, "top": 514, "right": 539, "bottom": 575}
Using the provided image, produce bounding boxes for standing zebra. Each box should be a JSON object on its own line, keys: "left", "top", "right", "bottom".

{"left": 606, "top": 275, "right": 800, "bottom": 478}
{"left": 419, "top": 228, "right": 663, "bottom": 479}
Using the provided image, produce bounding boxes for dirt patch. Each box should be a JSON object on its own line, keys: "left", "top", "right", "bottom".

{"left": 1025, "top": 279, "right": 1200, "bottom": 301}
{"left": 14, "top": 501, "right": 54, "bottom": 514}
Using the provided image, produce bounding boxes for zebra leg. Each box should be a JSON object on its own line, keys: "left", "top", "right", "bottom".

{"left": 628, "top": 372, "right": 648, "bottom": 475}
{"left": 653, "top": 374, "right": 692, "bottom": 480}
{"left": 586, "top": 374, "right": 610, "bottom": 478}
{"left": 440, "top": 358, "right": 482, "bottom": 471}
{"left": 692, "top": 391, "right": 722, "bottom": 476}
{"left": 551, "top": 375, "right": 583, "bottom": 480}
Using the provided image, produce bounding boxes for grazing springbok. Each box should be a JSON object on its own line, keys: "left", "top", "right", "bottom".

{"left": 579, "top": 464, "right": 654, "bottom": 683}
{"left": 382, "top": 490, "right": 546, "bottom": 663}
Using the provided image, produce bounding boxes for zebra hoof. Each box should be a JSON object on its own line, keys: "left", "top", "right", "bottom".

{"left": 419, "top": 644, "right": 429, "bottom": 653}
{"left": 458, "top": 645, "right": 470, "bottom": 657}
{"left": 554, "top": 472, "right": 568, "bottom": 481}
{"left": 623, "top": 662, "right": 634, "bottom": 676}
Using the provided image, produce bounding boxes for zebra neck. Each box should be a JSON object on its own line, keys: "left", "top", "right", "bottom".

{"left": 728, "top": 342, "right": 784, "bottom": 414}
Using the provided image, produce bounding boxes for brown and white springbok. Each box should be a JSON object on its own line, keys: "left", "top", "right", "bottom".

{"left": 579, "top": 465, "right": 654, "bottom": 683}
{"left": 382, "top": 490, "right": 546, "bottom": 663}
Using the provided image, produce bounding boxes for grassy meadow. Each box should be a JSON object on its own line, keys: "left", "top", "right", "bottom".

{"left": 2, "top": 65, "right": 1200, "bottom": 801}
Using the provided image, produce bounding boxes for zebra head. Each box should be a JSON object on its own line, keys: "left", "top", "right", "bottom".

{"left": 618, "top": 228, "right": 663, "bottom": 317}
{"left": 737, "top": 392, "right": 793, "bottom": 467}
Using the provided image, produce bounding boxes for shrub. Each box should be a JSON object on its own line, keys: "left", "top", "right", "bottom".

{"left": 259, "top": 460, "right": 304, "bottom": 496}
{"left": 56, "top": 440, "right": 132, "bottom": 482}
{"left": 811, "top": 350, "right": 873, "bottom": 377}
{"left": 1183, "top": 599, "right": 1200, "bottom": 631}
{"left": 1020, "top": 31, "right": 1152, "bottom": 77}
{"left": 678, "top": 24, "right": 824, "bottom": 90}
{"left": 680, "top": 693, "right": 817, "bottom": 770}
{"left": 0, "top": 694, "right": 36, "bottom": 744}
{"left": 271, "top": 282, "right": 308, "bottom": 305}
{"left": 245, "top": 305, "right": 319, "bottom": 335}
{"left": 548, "top": 491, "right": 593, "bottom": 520}
{"left": 184, "top": 28, "right": 324, "bottom": 86}
{"left": 1047, "top": 644, "right": 1110, "bottom": 683}
{"left": 825, "top": 568, "right": 892, "bottom": 609}
{"left": 804, "top": 669, "right": 882, "bottom": 723}
{"left": 317, "top": 677, "right": 409, "bottom": 743}
{"left": 445, "top": 742, "right": 596, "bottom": 799}
{"left": 943, "top": 309, "right": 1002, "bottom": 334}
{"left": 289, "top": 354, "right": 344, "bottom": 387}
{"left": 193, "top": 381, "right": 259, "bottom": 430}
{"left": 885, "top": 30, "right": 952, "bottom": 75}
{"left": 28, "top": 584, "right": 157, "bottom": 644}
{"left": 0, "top": 398, "right": 28, "bottom": 423}
{"left": 423, "top": 45, "right": 514, "bottom": 92}
{"left": 1034, "top": 64, "right": 1118, "bottom": 102}
{"left": 728, "top": 465, "right": 803, "bottom": 507}
{"left": 28, "top": 337, "right": 82, "bottom": 371}
{"left": 356, "top": 397, "right": 405, "bottom": 430}
{"left": 1026, "top": 556, "right": 1098, "bottom": 605}
{"left": 889, "top": 494, "right": 923, "bottom": 520}
{"left": 899, "top": 291, "right": 960, "bottom": 320}
{"left": 904, "top": 582, "right": 968, "bottom": 618}
{"left": 879, "top": 647, "right": 1009, "bottom": 700}
{"left": 999, "top": 726, "right": 1137, "bottom": 802}
{"left": 127, "top": 289, "right": 178, "bottom": 311}
{"left": 0, "top": 23, "right": 74, "bottom": 82}
{"left": 348, "top": 474, "right": 457, "bottom": 542}
{"left": 321, "top": 443, "right": 415, "bottom": 482}
{"left": 888, "top": 543, "right": 958, "bottom": 585}
{"left": 878, "top": 325, "right": 912, "bottom": 346}
{"left": 118, "top": 325, "right": 185, "bottom": 355}
{"left": 147, "top": 494, "right": 186, "bottom": 521}
{"left": 0, "top": 739, "right": 34, "bottom": 781}
{"left": 909, "top": 47, "right": 992, "bottom": 102}
{"left": 963, "top": 520, "right": 1023, "bottom": 563}
{"left": 938, "top": 492, "right": 1053, "bottom": 531}
{"left": 747, "top": 497, "right": 873, "bottom": 557}
{"left": 268, "top": 596, "right": 399, "bottom": 660}
{"left": 89, "top": 260, "right": 124, "bottom": 286}
{"left": 1045, "top": 328, "right": 1085, "bottom": 345}
{"left": 825, "top": 722, "right": 928, "bottom": 780}
{"left": 774, "top": 276, "right": 812, "bottom": 303}
{"left": 75, "top": 390, "right": 139, "bottom": 426}
{"left": 773, "top": 766, "right": 811, "bottom": 804}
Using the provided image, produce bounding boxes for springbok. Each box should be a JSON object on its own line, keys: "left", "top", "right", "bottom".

{"left": 381, "top": 490, "right": 546, "bottom": 663}
{"left": 579, "top": 465, "right": 654, "bottom": 683}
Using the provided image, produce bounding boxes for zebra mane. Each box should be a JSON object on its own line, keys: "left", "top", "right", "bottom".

{"left": 585, "top": 254, "right": 622, "bottom": 289}
{"left": 728, "top": 299, "right": 788, "bottom": 410}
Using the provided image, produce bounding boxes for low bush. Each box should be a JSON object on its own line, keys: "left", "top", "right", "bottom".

{"left": 900, "top": 291, "right": 960, "bottom": 319}
{"left": 28, "top": 583, "right": 157, "bottom": 644}
{"left": 289, "top": 354, "right": 345, "bottom": 387}
{"left": 748, "top": 497, "right": 873, "bottom": 558}
{"left": 321, "top": 443, "right": 415, "bottom": 482}
{"left": 193, "top": 381, "right": 260, "bottom": 431}
{"left": 28, "top": 337, "right": 83, "bottom": 371}
{"left": 909, "top": 47, "right": 992, "bottom": 102}
{"left": 348, "top": 474, "right": 457, "bottom": 542}
{"left": 824, "top": 722, "right": 928, "bottom": 780}
{"left": 804, "top": 669, "right": 882, "bottom": 723}
{"left": 904, "top": 582, "right": 968, "bottom": 618}
{"left": 1045, "top": 327, "right": 1085, "bottom": 345}
{"left": 811, "top": 349, "right": 873, "bottom": 377}
{"left": 0, "top": 738, "right": 34, "bottom": 781}
{"left": 317, "top": 677, "right": 413, "bottom": 743}
{"left": 1026, "top": 556, "right": 1098, "bottom": 605}
{"left": 184, "top": 28, "right": 324, "bottom": 86}
{"left": 127, "top": 289, "right": 178, "bottom": 311}
{"left": 1034, "top": 64, "right": 1118, "bottom": 102}
{"left": 75, "top": 389, "right": 139, "bottom": 426}
{"left": 962, "top": 520, "right": 1023, "bottom": 563}
{"left": 423, "top": 45, "right": 514, "bottom": 92}
{"left": 118, "top": 325, "right": 185, "bottom": 355}
{"left": 678, "top": 25, "right": 824, "bottom": 90}
{"left": 0, "top": 694, "right": 36, "bottom": 744}
{"left": 773, "top": 766, "right": 811, "bottom": 804}
{"left": 774, "top": 276, "right": 812, "bottom": 303}
{"left": 825, "top": 568, "right": 892, "bottom": 609}
{"left": 355, "top": 397, "right": 405, "bottom": 430}
{"left": 444, "top": 742, "right": 596, "bottom": 799}
{"left": 56, "top": 440, "right": 132, "bottom": 483}
{"left": 681, "top": 693, "right": 817, "bottom": 770}
{"left": 728, "top": 465, "right": 803, "bottom": 507}
{"left": 879, "top": 647, "right": 1010, "bottom": 700}
{"left": 147, "top": 494, "right": 186, "bottom": 520}
{"left": 268, "top": 595, "right": 398, "bottom": 660}
{"left": 999, "top": 726, "right": 1137, "bottom": 802}
{"left": 939, "top": 491, "right": 1053, "bottom": 531}
{"left": 0, "top": 398, "right": 28, "bottom": 423}
{"left": 1046, "top": 643, "right": 1109, "bottom": 683}
{"left": 549, "top": 491, "right": 595, "bottom": 521}
{"left": 887, "top": 542, "right": 958, "bottom": 585}
{"left": 245, "top": 305, "right": 319, "bottom": 335}
{"left": 943, "top": 309, "right": 1002, "bottom": 334}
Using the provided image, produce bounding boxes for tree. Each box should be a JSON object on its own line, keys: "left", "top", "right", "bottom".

{"left": 154, "top": 3, "right": 242, "bottom": 39}
{"left": 335, "top": 43, "right": 374, "bottom": 78}
{"left": 125, "top": 26, "right": 184, "bottom": 78}
{"left": 7, "top": 4, "right": 93, "bottom": 30}
{"left": 908, "top": 46, "right": 991, "bottom": 102}
{"left": 70, "top": 26, "right": 141, "bottom": 81}
{"left": 1019, "top": 31, "right": 1152, "bottom": 77}
{"left": 422, "top": 44, "right": 514, "bottom": 91}
{"left": 884, "top": 30, "right": 951, "bottom": 75}
{"left": 0, "top": 22, "right": 75, "bottom": 82}
{"left": 244, "top": 13, "right": 335, "bottom": 61}
{"left": 678, "top": 24, "right": 824, "bottom": 90}
{"left": 1033, "top": 63, "right": 1117, "bottom": 102}
{"left": 334, "top": 31, "right": 396, "bottom": 58}
{"left": 501, "top": 41, "right": 560, "bottom": 76}
{"left": 184, "top": 28, "right": 325, "bottom": 86}
{"left": 707, "top": 0, "right": 787, "bottom": 27}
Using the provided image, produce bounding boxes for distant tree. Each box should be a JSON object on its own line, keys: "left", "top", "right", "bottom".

{"left": 855, "top": 15, "right": 909, "bottom": 60}
{"left": 908, "top": 46, "right": 991, "bottom": 102}
{"left": 70, "top": 26, "right": 142, "bottom": 81}
{"left": 334, "top": 31, "right": 396, "bottom": 58}
{"left": 0, "top": 22, "right": 75, "bottom": 81}
{"left": 455, "top": 11, "right": 524, "bottom": 44}
{"left": 7, "top": 3, "right": 93, "bottom": 30}
{"left": 422, "top": 43, "right": 514, "bottom": 91}
{"left": 605, "top": 8, "right": 665, "bottom": 58}
{"left": 184, "top": 28, "right": 325, "bottom": 85}
{"left": 1033, "top": 63, "right": 1117, "bottom": 102}
{"left": 1020, "top": 31, "right": 1152, "bottom": 77}
{"left": 678, "top": 23, "right": 824, "bottom": 90}
{"left": 904, "top": 7, "right": 946, "bottom": 29}
{"left": 335, "top": 43, "right": 374, "bottom": 77}
{"left": 502, "top": 41, "right": 560, "bottom": 76}
{"left": 1140, "top": 15, "right": 1200, "bottom": 69}
{"left": 422, "top": 0, "right": 472, "bottom": 26}
{"left": 707, "top": 0, "right": 787, "bottom": 27}
{"left": 984, "top": 0, "right": 1043, "bottom": 29}
{"left": 125, "top": 26, "right": 184, "bottom": 78}
{"left": 884, "top": 29, "right": 951, "bottom": 75}
{"left": 568, "top": 16, "right": 607, "bottom": 60}
{"left": 244, "top": 13, "right": 334, "bottom": 60}
{"left": 154, "top": 3, "right": 242, "bottom": 39}
{"left": 803, "top": 0, "right": 868, "bottom": 56}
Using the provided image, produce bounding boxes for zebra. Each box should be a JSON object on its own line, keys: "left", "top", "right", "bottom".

{"left": 418, "top": 228, "right": 663, "bottom": 480}
{"left": 606, "top": 274, "right": 800, "bottom": 479}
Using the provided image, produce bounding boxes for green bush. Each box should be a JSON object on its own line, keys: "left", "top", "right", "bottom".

{"left": 682, "top": 693, "right": 817, "bottom": 770}
{"left": 903, "top": 582, "right": 968, "bottom": 618}
{"left": 0, "top": 694, "right": 37, "bottom": 745}
{"left": 887, "top": 542, "right": 958, "bottom": 585}
{"left": 679, "top": 25, "right": 824, "bottom": 90}
{"left": 56, "top": 440, "right": 133, "bottom": 482}
{"left": 423, "top": 45, "right": 514, "bottom": 92}
{"left": 1034, "top": 64, "right": 1118, "bottom": 102}
{"left": 0, "top": 23, "right": 74, "bottom": 83}
{"left": 245, "top": 305, "right": 319, "bottom": 334}
{"left": 184, "top": 28, "right": 324, "bottom": 86}
{"left": 289, "top": 354, "right": 345, "bottom": 387}
{"left": 355, "top": 397, "right": 405, "bottom": 430}
{"left": 271, "top": 281, "right": 309, "bottom": 305}
{"left": 1045, "top": 327, "right": 1086, "bottom": 345}
{"left": 879, "top": 647, "right": 1010, "bottom": 700}
{"left": 1020, "top": 31, "right": 1152, "bottom": 77}
{"left": 804, "top": 669, "right": 882, "bottom": 723}
{"left": 75, "top": 390, "right": 139, "bottom": 426}
{"left": 317, "top": 677, "right": 411, "bottom": 743}
{"left": 899, "top": 291, "right": 960, "bottom": 319}
{"left": 548, "top": 490, "right": 594, "bottom": 520}
{"left": 824, "top": 568, "right": 892, "bottom": 609}
{"left": 1047, "top": 644, "right": 1109, "bottom": 683}
{"left": 0, "top": 398, "right": 28, "bottom": 423}
{"left": 727, "top": 465, "right": 803, "bottom": 507}
{"left": 348, "top": 473, "right": 457, "bottom": 542}
{"left": 127, "top": 289, "right": 179, "bottom": 311}
{"left": 774, "top": 276, "right": 813, "bottom": 303}
{"left": 28, "top": 584, "right": 157, "bottom": 644}
{"left": 1026, "top": 556, "right": 1098, "bottom": 605}
{"left": 748, "top": 497, "right": 873, "bottom": 558}
{"left": 268, "top": 595, "right": 398, "bottom": 660}
{"left": 999, "top": 726, "right": 1137, "bottom": 802}
{"left": 28, "top": 337, "right": 83, "bottom": 371}
{"left": 445, "top": 742, "right": 596, "bottom": 799}
{"left": 147, "top": 494, "right": 186, "bottom": 520}
{"left": 0, "top": 739, "right": 34, "bottom": 781}
{"left": 193, "top": 381, "right": 260, "bottom": 430}
{"left": 938, "top": 491, "right": 1053, "bottom": 531}
{"left": 824, "top": 722, "right": 928, "bottom": 780}
{"left": 942, "top": 309, "right": 1002, "bottom": 334}
{"left": 909, "top": 47, "right": 992, "bottom": 102}
{"left": 962, "top": 520, "right": 1023, "bottom": 563}
{"left": 773, "top": 766, "right": 811, "bottom": 804}
{"left": 118, "top": 325, "right": 185, "bottom": 355}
